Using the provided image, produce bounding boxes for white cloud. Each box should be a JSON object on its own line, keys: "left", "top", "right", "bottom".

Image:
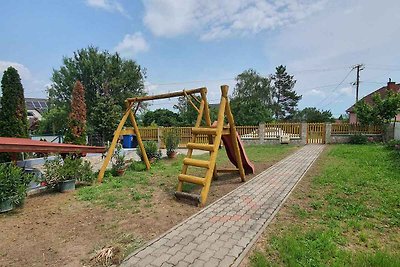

{"left": 338, "top": 86, "right": 353, "bottom": 96}
{"left": 265, "top": 0, "right": 400, "bottom": 115}
{"left": 0, "top": 61, "right": 32, "bottom": 81}
{"left": 86, "top": 0, "right": 126, "bottom": 15}
{"left": 0, "top": 61, "right": 48, "bottom": 98}
{"left": 142, "top": 0, "right": 326, "bottom": 40}
{"left": 114, "top": 32, "right": 149, "bottom": 58}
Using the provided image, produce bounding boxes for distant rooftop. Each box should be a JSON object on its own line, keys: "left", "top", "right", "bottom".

{"left": 25, "top": 98, "right": 48, "bottom": 114}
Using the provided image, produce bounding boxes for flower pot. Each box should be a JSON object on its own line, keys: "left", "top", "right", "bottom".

{"left": 149, "top": 157, "right": 156, "bottom": 164}
{"left": 116, "top": 169, "right": 125, "bottom": 176}
{"left": 0, "top": 199, "right": 14, "bottom": 213}
{"left": 58, "top": 179, "right": 76, "bottom": 193}
{"left": 167, "top": 151, "right": 177, "bottom": 159}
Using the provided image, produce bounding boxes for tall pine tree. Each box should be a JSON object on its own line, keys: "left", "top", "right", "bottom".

{"left": 64, "top": 81, "right": 87, "bottom": 145}
{"left": 0, "top": 67, "right": 28, "bottom": 138}
{"left": 272, "top": 65, "right": 302, "bottom": 120}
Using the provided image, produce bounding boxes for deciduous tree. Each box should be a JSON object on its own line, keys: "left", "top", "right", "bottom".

{"left": 48, "top": 46, "right": 146, "bottom": 140}
{"left": 230, "top": 69, "right": 274, "bottom": 125}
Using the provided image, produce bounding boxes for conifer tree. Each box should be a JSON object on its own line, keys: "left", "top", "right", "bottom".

{"left": 272, "top": 65, "right": 302, "bottom": 120}
{"left": 64, "top": 81, "right": 87, "bottom": 145}
{"left": 0, "top": 67, "right": 28, "bottom": 138}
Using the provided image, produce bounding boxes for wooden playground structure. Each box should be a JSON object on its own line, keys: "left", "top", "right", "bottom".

{"left": 98, "top": 85, "right": 254, "bottom": 206}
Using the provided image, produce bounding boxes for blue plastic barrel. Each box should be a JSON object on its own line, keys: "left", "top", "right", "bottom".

{"left": 122, "top": 135, "right": 133, "bottom": 148}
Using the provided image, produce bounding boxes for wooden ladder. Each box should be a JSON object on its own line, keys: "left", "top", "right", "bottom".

{"left": 175, "top": 85, "right": 245, "bottom": 206}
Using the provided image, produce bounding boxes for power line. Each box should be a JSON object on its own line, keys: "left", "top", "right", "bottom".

{"left": 314, "top": 68, "right": 354, "bottom": 108}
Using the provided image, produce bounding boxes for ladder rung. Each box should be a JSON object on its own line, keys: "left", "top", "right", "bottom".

{"left": 183, "top": 158, "right": 210, "bottom": 168}
{"left": 178, "top": 174, "right": 205, "bottom": 185}
{"left": 187, "top": 143, "right": 215, "bottom": 152}
{"left": 192, "top": 127, "right": 217, "bottom": 135}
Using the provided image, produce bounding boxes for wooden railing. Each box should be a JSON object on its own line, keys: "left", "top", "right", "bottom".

{"left": 236, "top": 126, "right": 259, "bottom": 139}
{"left": 135, "top": 122, "right": 383, "bottom": 147}
{"left": 331, "top": 123, "right": 382, "bottom": 135}
{"left": 265, "top": 123, "right": 301, "bottom": 139}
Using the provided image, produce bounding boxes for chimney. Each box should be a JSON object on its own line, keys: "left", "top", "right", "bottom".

{"left": 387, "top": 78, "right": 396, "bottom": 92}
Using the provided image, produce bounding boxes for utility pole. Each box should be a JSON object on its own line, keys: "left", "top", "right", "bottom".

{"left": 352, "top": 64, "right": 364, "bottom": 102}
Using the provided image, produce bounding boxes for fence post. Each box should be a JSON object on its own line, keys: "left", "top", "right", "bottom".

{"left": 301, "top": 123, "right": 307, "bottom": 145}
{"left": 259, "top": 123, "right": 265, "bottom": 144}
{"left": 325, "top": 123, "right": 332, "bottom": 144}
{"left": 157, "top": 127, "right": 162, "bottom": 148}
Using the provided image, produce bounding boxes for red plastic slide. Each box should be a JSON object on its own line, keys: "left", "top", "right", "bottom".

{"left": 221, "top": 132, "right": 255, "bottom": 174}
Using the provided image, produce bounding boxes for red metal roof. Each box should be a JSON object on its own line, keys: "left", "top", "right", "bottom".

{"left": 0, "top": 137, "right": 106, "bottom": 154}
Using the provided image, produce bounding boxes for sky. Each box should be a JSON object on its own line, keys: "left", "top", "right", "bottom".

{"left": 1, "top": 0, "right": 400, "bottom": 117}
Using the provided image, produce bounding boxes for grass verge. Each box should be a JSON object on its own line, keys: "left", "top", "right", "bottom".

{"left": 77, "top": 144, "right": 297, "bottom": 210}
{"left": 250, "top": 144, "right": 400, "bottom": 267}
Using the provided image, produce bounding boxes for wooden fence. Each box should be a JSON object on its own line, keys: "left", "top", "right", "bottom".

{"left": 136, "top": 123, "right": 383, "bottom": 147}
{"left": 331, "top": 123, "right": 382, "bottom": 135}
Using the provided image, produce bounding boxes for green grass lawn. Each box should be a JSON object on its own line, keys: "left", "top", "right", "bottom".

{"left": 250, "top": 144, "right": 400, "bottom": 267}
{"left": 77, "top": 144, "right": 297, "bottom": 210}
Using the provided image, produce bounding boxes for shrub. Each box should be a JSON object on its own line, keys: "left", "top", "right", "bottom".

{"left": 43, "top": 155, "right": 94, "bottom": 187}
{"left": 136, "top": 141, "right": 161, "bottom": 161}
{"left": 349, "top": 134, "right": 368, "bottom": 144}
{"left": 128, "top": 161, "right": 147, "bottom": 172}
{"left": 386, "top": 139, "right": 400, "bottom": 150}
{"left": 163, "top": 129, "right": 180, "bottom": 156}
{"left": 0, "top": 164, "right": 32, "bottom": 206}
{"left": 111, "top": 143, "right": 125, "bottom": 172}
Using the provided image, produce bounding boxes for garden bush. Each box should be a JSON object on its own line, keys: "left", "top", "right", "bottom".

{"left": 43, "top": 155, "right": 94, "bottom": 187}
{"left": 0, "top": 164, "right": 32, "bottom": 206}
{"left": 163, "top": 129, "right": 180, "bottom": 157}
{"left": 349, "top": 134, "right": 368, "bottom": 144}
{"left": 136, "top": 141, "right": 161, "bottom": 161}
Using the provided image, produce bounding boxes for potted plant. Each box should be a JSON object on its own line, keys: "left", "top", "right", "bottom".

{"left": 43, "top": 155, "right": 94, "bottom": 192}
{"left": 163, "top": 128, "right": 180, "bottom": 158}
{"left": 0, "top": 164, "right": 31, "bottom": 213}
{"left": 136, "top": 141, "right": 161, "bottom": 163}
{"left": 112, "top": 143, "right": 126, "bottom": 176}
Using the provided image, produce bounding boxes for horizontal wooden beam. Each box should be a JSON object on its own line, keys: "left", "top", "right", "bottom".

{"left": 126, "top": 87, "right": 206, "bottom": 103}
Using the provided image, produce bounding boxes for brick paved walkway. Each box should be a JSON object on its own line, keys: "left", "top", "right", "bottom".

{"left": 121, "top": 145, "right": 325, "bottom": 267}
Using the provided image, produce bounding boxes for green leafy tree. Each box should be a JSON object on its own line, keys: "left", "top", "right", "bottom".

{"left": 355, "top": 90, "right": 400, "bottom": 141}
{"left": 272, "top": 65, "right": 302, "bottom": 120}
{"left": 0, "top": 67, "right": 28, "bottom": 138}
{"left": 64, "top": 81, "right": 87, "bottom": 145}
{"left": 293, "top": 107, "right": 334, "bottom": 123}
{"left": 142, "top": 109, "right": 180, "bottom": 126}
{"left": 354, "top": 90, "right": 400, "bottom": 125}
{"left": 48, "top": 46, "right": 146, "bottom": 136}
{"left": 37, "top": 107, "right": 68, "bottom": 135}
{"left": 230, "top": 69, "right": 274, "bottom": 125}
{"left": 173, "top": 96, "right": 218, "bottom": 126}
{"left": 89, "top": 94, "right": 122, "bottom": 145}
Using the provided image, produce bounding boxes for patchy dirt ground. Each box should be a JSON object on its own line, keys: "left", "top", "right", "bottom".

{"left": 0, "top": 147, "right": 297, "bottom": 267}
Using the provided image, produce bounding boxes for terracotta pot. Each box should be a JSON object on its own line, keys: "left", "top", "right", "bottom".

{"left": 167, "top": 151, "right": 177, "bottom": 159}
{"left": 116, "top": 169, "right": 125, "bottom": 176}
{"left": 149, "top": 157, "right": 156, "bottom": 164}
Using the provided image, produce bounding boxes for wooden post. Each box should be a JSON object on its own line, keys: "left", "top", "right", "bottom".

{"left": 97, "top": 103, "right": 133, "bottom": 183}
{"left": 200, "top": 97, "right": 226, "bottom": 205}
{"left": 200, "top": 88, "right": 218, "bottom": 179}
{"left": 125, "top": 101, "right": 150, "bottom": 170}
{"left": 259, "top": 123, "right": 265, "bottom": 144}
{"left": 222, "top": 85, "right": 245, "bottom": 182}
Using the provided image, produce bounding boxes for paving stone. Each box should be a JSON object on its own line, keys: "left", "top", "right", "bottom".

{"left": 204, "top": 257, "right": 221, "bottom": 267}
{"left": 120, "top": 145, "right": 325, "bottom": 266}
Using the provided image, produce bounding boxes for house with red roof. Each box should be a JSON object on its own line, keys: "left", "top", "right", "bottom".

{"left": 346, "top": 80, "right": 400, "bottom": 123}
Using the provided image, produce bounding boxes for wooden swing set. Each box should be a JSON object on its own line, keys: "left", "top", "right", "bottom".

{"left": 97, "top": 85, "right": 253, "bottom": 206}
